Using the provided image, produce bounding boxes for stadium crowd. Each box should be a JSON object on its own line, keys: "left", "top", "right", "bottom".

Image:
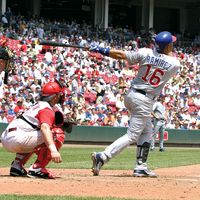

{"left": 0, "top": 13, "right": 199, "bottom": 130}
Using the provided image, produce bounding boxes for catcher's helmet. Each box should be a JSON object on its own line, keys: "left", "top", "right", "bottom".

{"left": 41, "top": 81, "right": 63, "bottom": 97}
{"left": 155, "top": 31, "right": 176, "bottom": 48}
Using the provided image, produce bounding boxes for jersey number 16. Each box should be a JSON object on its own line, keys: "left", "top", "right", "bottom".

{"left": 142, "top": 64, "right": 164, "bottom": 86}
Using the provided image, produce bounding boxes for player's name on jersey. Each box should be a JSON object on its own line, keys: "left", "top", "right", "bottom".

{"left": 146, "top": 55, "right": 172, "bottom": 70}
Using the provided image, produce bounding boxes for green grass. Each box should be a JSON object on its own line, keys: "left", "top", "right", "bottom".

{"left": 0, "top": 195, "right": 137, "bottom": 200}
{"left": 1, "top": 145, "right": 200, "bottom": 170}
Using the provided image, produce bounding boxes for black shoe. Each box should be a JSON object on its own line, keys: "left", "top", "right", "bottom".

{"left": 27, "top": 166, "right": 55, "bottom": 179}
{"left": 150, "top": 148, "right": 155, "bottom": 151}
{"left": 10, "top": 161, "right": 27, "bottom": 177}
{"left": 159, "top": 148, "right": 165, "bottom": 152}
{"left": 10, "top": 166, "right": 27, "bottom": 177}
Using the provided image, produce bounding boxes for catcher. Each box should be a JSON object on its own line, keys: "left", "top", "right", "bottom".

{"left": 1, "top": 80, "right": 76, "bottom": 179}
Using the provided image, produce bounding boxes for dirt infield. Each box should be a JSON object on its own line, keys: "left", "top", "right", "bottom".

{"left": 1, "top": 165, "right": 200, "bottom": 200}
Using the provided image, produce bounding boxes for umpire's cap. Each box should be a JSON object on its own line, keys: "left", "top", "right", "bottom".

{"left": 155, "top": 31, "right": 176, "bottom": 49}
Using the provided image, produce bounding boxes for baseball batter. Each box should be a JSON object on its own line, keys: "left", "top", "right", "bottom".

{"left": 90, "top": 31, "right": 181, "bottom": 177}
{"left": 150, "top": 96, "right": 167, "bottom": 152}
{"left": 1, "top": 80, "right": 66, "bottom": 179}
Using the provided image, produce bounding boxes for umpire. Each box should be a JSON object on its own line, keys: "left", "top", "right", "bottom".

{"left": 0, "top": 46, "right": 13, "bottom": 84}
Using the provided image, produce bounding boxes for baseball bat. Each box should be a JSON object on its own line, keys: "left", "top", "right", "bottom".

{"left": 39, "top": 40, "right": 89, "bottom": 49}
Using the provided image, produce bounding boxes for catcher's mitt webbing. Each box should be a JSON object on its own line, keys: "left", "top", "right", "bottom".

{"left": 63, "top": 119, "right": 77, "bottom": 133}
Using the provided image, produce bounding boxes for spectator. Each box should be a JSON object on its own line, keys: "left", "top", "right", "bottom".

{"left": 0, "top": 110, "right": 8, "bottom": 123}
{"left": 13, "top": 98, "right": 25, "bottom": 116}
{"left": 1, "top": 15, "right": 8, "bottom": 28}
{"left": 0, "top": 13, "right": 198, "bottom": 131}
{"left": 113, "top": 113, "right": 126, "bottom": 127}
{"left": 103, "top": 109, "right": 116, "bottom": 126}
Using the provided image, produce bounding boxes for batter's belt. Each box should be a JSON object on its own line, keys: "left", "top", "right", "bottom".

{"left": 134, "top": 89, "right": 156, "bottom": 100}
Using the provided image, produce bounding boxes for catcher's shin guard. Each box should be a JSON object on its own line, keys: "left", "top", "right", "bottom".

{"left": 33, "top": 127, "right": 65, "bottom": 168}
{"left": 28, "top": 128, "right": 65, "bottom": 178}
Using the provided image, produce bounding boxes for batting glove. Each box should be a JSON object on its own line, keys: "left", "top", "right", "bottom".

{"left": 89, "top": 45, "right": 110, "bottom": 56}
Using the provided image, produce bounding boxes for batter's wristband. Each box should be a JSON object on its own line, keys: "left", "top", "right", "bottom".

{"left": 98, "top": 47, "right": 110, "bottom": 56}
{"left": 49, "top": 144, "right": 57, "bottom": 152}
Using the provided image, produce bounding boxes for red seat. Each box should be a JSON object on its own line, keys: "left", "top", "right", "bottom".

{"left": 86, "top": 71, "right": 92, "bottom": 79}
{"left": 110, "top": 75, "right": 118, "bottom": 84}
{"left": 84, "top": 92, "right": 96, "bottom": 103}
{"left": 102, "top": 74, "right": 110, "bottom": 84}
{"left": 188, "top": 106, "right": 197, "bottom": 114}
{"left": 6, "top": 115, "right": 15, "bottom": 123}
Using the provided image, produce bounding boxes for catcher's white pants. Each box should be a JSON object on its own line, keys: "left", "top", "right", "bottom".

{"left": 104, "top": 89, "right": 155, "bottom": 159}
{"left": 1, "top": 118, "right": 44, "bottom": 153}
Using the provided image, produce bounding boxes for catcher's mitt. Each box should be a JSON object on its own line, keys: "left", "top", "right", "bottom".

{"left": 63, "top": 119, "right": 77, "bottom": 133}
{"left": 55, "top": 110, "right": 64, "bottom": 126}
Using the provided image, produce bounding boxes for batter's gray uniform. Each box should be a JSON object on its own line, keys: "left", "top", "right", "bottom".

{"left": 100, "top": 48, "right": 181, "bottom": 173}
{"left": 150, "top": 101, "right": 166, "bottom": 151}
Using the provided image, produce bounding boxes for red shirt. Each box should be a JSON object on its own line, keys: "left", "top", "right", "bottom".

{"left": 14, "top": 105, "right": 25, "bottom": 114}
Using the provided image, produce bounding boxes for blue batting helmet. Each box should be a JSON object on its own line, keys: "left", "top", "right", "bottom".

{"left": 155, "top": 31, "right": 176, "bottom": 48}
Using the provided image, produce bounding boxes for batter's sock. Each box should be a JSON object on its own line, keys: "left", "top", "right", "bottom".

{"left": 101, "top": 152, "right": 110, "bottom": 163}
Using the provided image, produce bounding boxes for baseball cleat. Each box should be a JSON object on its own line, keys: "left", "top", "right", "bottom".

{"left": 133, "top": 169, "right": 157, "bottom": 178}
{"left": 10, "top": 161, "right": 27, "bottom": 177}
{"left": 91, "top": 152, "right": 104, "bottom": 176}
{"left": 150, "top": 147, "right": 155, "bottom": 151}
{"left": 159, "top": 148, "right": 165, "bottom": 152}
{"left": 27, "top": 165, "right": 55, "bottom": 179}
{"left": 10, "top": 166, "right": 27, "bottom": 177}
